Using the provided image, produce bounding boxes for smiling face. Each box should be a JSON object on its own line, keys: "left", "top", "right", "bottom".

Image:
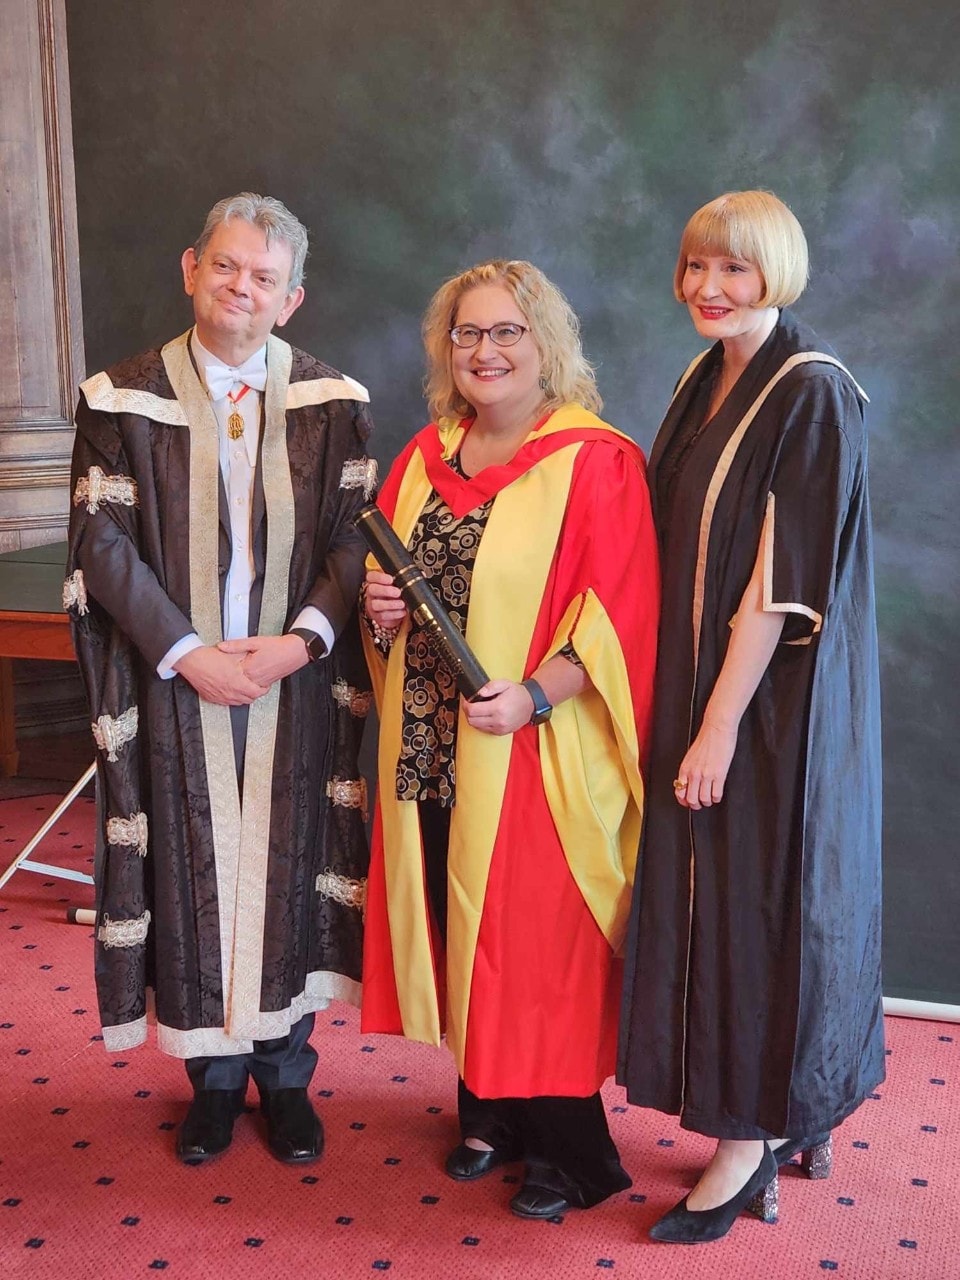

{"left": 450, "top": 284, "right": 544, "bottom": 425}
{"left": 181, "top": 218, "right": 304, "bottom": 364}
{"left": 681, "top": 252, "right": 778, "bottom": 356}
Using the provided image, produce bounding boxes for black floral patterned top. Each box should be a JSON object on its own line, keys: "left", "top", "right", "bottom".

{"left": 395, "top": 454, "right": 493, "bottom": 805}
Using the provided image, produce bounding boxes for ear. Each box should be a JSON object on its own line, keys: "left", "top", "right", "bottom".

{"left": 181, "top": 248, "right": 199, "bottom": 297}
{"left": 275, "top": 285, "right": 306, "bottom": 328}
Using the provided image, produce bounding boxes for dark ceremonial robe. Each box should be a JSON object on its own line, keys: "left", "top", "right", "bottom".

{"left": 361, "top": 406, "right": 659, "bottom": 1097}
{"left": 618, "top": 310, "right": 884, "bottom": 1140}
{"left": 66, "top": 330, "right": 374, "bottom": 1057}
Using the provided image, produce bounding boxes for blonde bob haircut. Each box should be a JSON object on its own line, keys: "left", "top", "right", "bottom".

{"left": 673, "top": 190, "right": 809, "bottom": 308}
{"left": 422, "top": 259, "right": 602, "bottom": 422}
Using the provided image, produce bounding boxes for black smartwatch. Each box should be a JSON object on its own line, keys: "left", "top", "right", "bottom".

{"left": 289, "top": 627, "right": 328, "bottom": 663}
{"left": 522, "top": 677, "right": 553, "bottom": 726}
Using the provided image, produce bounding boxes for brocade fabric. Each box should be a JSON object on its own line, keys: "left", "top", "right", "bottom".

{"left": 66, "top": 335, "right": 374, "bottom": 1056}
{"left": 396, "top": 454, "right": 492, "bottom": 805}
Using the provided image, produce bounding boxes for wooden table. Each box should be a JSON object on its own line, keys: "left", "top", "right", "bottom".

{"left": 0, "top": 542, "right": 94, "bottom": 889}
{"left": 0, "top": 542, "right": 74, "bottom": 654}
{"left": 0, "top": 542, "right": 75, "bottom": 774}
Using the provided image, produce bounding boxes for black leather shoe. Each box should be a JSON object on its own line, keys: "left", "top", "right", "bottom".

{"left": 649, "top": 1147, "right": 778, "bottom": 1244}
{"left": 445, "top": 1142, "right": 519, "bottom": 1181}
{"left": 510, "top": 1185, "right": 571, "bottom": 1218}
{"left": 260, "top": 1087, "right": 323, "bottom": 1163}
{"left": 176, "top": 1088, "right": 247, "bottom": 1164}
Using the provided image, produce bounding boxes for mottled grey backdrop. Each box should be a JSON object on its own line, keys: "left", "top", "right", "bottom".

{"left": 66, "top": 0, "right": 960, "bottom": 1002}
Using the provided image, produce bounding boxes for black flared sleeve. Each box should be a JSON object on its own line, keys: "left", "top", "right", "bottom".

{"left": 762, "top": 372, "right": 861, "bottom": 644}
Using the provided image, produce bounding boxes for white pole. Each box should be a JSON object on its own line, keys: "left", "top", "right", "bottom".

{"left": 883, "top": 997, "right": 960, "bottom": 1024}
{"left": 0, "top": 763, "right": 96, "bottom": 892}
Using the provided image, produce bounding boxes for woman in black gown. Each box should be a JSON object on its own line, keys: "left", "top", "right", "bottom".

{"left": 618, "top": 190, "right": 884, "bottom": 1244}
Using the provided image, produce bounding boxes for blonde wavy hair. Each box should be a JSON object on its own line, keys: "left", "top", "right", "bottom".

{"left": 422, "top": 259, "right": 602, "bottom": 421}
{"left": 674, "top": 190, "right": 809, "bottom": 308}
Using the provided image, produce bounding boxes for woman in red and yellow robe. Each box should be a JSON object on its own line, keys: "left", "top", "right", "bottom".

{"left": 360, "top": 260, "right": 658, "bottom": 1218}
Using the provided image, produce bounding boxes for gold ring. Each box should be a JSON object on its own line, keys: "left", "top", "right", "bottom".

{"left": 673, "top": 778, "right": 688, "bottom": 791}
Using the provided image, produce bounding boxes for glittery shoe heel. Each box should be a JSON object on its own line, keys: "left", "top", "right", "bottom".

{"left": 772, "top": 1131, "right": 832, "bottom": 1178}
{"left": 746, "top": 1173, "right": 779, "bottom": 1223}
{"left": 800, "top": 1135, "right": 833, "bottom": 1180}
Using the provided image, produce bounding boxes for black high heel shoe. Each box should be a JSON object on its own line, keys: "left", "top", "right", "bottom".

{"left": 649, "top": 1146, "right": 779, "bottom": 1244}
{"left": 772, "top": 1132, "right": 833, "bottom": 1179}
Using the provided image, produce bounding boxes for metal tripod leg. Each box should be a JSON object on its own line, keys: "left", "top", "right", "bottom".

{"left": 0, "top": 762, "right": 96, "bottom": 891}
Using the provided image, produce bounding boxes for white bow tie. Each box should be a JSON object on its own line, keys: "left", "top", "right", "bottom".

{"left": 203, "top": 351, "right": 268, "bottom": 400}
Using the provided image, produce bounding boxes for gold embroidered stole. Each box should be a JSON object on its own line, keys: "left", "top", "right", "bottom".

{"left": 162, "top": 331, "right": 295, "bottom": 1040}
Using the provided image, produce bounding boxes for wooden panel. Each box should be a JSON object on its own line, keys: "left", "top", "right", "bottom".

{"left": 12, "top": 656, "right": 87, "bottom": 735}
{"left": 0, "top": 0, "right": 84, "bottom": 548}
{"left": 0, "top": 614, "right": 75, "bottom": 662}
{"left": 0, "top": 523, "right": 69, "bottom": 555}
{"left": 0, "top": 660, "right": 18, "bottom": 776}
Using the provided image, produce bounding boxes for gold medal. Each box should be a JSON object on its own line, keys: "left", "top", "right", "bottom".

{"left": 226, "top": 383, "right": 252, "bottom": 439}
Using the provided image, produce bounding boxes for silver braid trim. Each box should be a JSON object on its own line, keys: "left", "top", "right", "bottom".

{"left": 331, "top": 678, "right": 373, "bottom": 718}
{"left": 62, "top": 570, "right": 89, "bottom": 615}
{"left": 73, "top": 465, "right": 138, "bottom": 515}
{"left": 316, "top": 869, "right": 367, "bottom": 917}
{"left": 92, "top": 706, "right": 139, "bottom": 762}
{"left": 100, "top": 1016, "right": 148, "bottom": 1051}
{"left": 339, "top": 457, "right": 378, "bottom": 500}
{"left": 106, "top": 811, "right": 149, "bottom": 856}
{"left": 98, "top": 910, "right": 151, "bottom": 949}
{"left": 325, "top": 776, "right": 368, "bottom": 821}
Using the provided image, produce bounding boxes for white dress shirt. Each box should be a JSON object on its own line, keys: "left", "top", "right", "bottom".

{"left": 157, "top": 332, "right": 334, "bottom": 678}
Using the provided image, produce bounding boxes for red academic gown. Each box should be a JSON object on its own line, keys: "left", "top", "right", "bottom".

{"left": 361, "top": 405, "right": 659, "bottom": 1098}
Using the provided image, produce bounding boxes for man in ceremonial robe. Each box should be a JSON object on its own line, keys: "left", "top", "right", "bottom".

{"left": 66, "top": 193, "right": 374, "bottom": 1165}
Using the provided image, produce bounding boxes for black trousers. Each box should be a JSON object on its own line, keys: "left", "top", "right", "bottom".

{"left": 186, "top": 1012, "right": 318, "bottom": 1094}
{"left": 419, "top": 799, "right": 632, "bottom": 1207}
{"left": 458, "top": 1079, "right": 631, "bottom": 1207}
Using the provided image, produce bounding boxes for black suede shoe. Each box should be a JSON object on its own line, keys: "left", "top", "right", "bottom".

{"left": 444, "top": 1142, "right": 519, "bottom": 1181}
{"left": 648, "top": 1147, "right": 778, "bottom": 1244}
{"left": 259, "top": 1087, "right": 323, "bottom": 1163}
{"left": 176, "top": 1088, "right": 247, "bottom": 1165}
{"left": 509, "top": 1185, "right": 571, "bottom": 1218}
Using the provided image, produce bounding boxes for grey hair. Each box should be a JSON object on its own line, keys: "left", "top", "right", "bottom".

{"left": 193, "top": 192, "right": 309, "bottom": 292}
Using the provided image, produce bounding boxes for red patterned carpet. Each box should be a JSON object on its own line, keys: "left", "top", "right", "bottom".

{"left": 1, "top": 793, "right": 957, "bottom": 1279}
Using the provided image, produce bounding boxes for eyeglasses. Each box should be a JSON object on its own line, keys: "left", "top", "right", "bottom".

{"left": 449, "top": 323, "right": 530, "bottom": 348}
